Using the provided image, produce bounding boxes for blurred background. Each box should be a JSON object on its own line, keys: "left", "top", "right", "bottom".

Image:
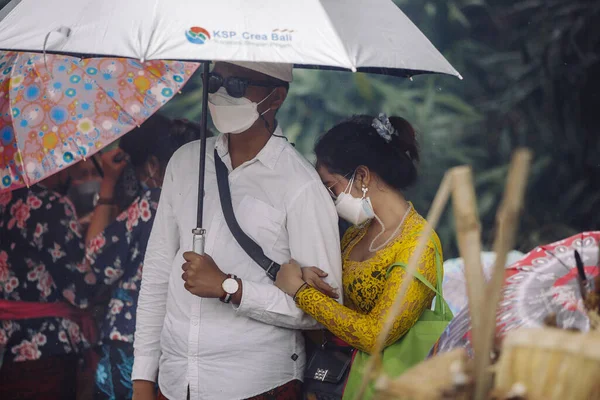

{"left": 4, "top": 0, "right": 599, "bottom": 257}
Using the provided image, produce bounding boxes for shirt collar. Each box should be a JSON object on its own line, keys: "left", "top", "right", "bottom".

{"left": 214, "top": 124, "right": 287, "bottom": 170}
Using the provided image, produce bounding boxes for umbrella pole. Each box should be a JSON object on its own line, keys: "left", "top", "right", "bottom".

{"left": 192, "top": 62, "right": 211, "bottom": 255}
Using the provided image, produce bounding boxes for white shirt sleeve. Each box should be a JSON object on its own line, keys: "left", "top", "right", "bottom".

{"left": 132, "top": 161, "right": 179, "bottom": 382}
{"left": 235, "top": 180, "right": 343, "bottom": 329}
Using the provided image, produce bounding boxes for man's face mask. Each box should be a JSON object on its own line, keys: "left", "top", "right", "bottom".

{"left": 67, "top": 180, "right": 101, "bottom": 217}
{"left": 208, "top": 87, "right": 275, "bottom": 134}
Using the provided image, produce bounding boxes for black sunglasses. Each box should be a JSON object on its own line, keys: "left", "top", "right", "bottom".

{"left": 204, "top": 72, "right": 280, "bottom": 98}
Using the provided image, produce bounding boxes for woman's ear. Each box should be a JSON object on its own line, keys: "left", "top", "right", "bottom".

{"left": 355, "top": 165, "right": 371, "bottom": 189}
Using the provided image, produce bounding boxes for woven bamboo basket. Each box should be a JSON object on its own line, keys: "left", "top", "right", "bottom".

{"left": 373, "top": 348, "right": 473, "bottom": 400}
{"left": 493, "top": 327, "right": 600, "bottom": 400}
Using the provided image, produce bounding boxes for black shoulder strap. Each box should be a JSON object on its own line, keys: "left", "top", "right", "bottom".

{"left": 214, "top": 149, "right": 281, "bottom": 281}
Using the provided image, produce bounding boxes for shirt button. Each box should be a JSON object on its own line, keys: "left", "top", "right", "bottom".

{"left": 192, "top": 319, "right": 199, "bottom": 326}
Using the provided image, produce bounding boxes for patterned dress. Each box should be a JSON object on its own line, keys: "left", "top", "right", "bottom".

{"left": 295, "top": 206, "right": 442, "bottom": 354}
{"left": 87, "top": 189, "right": 159, "bottom": 400}
{"left": 0, "top": 186, "right": 97, "bottom": 365}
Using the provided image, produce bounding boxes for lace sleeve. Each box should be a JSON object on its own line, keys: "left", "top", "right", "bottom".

{"left": 295, "top": 244, "right": 438, "bottom": 354}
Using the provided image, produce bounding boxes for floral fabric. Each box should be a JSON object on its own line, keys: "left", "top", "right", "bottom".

{"left": 86, "top": 189, "right": 159, "bottom": 343}
{"left": 0, "top": 186, "right": 94, "bottom": 364}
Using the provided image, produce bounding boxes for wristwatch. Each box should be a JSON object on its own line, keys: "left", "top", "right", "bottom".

{"left": 220, "top": 274, "right": 239, "bottom": 304}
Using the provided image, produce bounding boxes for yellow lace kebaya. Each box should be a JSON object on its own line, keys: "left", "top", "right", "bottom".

{"left": 295, "top": 206, "right": 442, "bottom": 354}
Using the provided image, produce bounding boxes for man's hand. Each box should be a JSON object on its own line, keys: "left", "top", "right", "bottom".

{"left": 132, "top": 380, "right": 156, "bottom": 400}
{"left": 182, "top": 252, "right": 227, "bottom": 298}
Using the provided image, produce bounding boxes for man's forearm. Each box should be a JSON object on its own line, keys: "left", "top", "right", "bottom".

{"left": 232, "top": 279, "right": 321, "bottom": 330}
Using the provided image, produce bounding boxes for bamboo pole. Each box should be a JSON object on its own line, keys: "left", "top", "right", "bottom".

{"left": 353, "top": 170, "right": 454, "bottom": 400}
{"left": 473, "top": 149, "right": 532, "bottom": 400}
{"left": 450, "top": 166, "right": 487, "bottom": 387}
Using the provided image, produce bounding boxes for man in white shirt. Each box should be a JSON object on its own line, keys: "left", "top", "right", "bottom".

{"left": 132, "top": 62, "right": 343, "bottom": 400}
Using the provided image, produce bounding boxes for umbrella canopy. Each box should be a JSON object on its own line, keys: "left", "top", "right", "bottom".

{"left": 0, "top": 0, "right": 460, "bottom": 253}
{"left": 0, "top": 0, "right": 460, "bottom": 79}
{"left": 429, "top": 232, "right": 600, "bottom": 358}
{"left": 0, "top": 51, "right": 198, "bottom": 192}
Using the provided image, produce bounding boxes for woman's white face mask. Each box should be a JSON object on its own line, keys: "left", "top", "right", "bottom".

{"left": 208, "top": 87, "right": 275, "bottom": 134}
{"left": 334, "top": 173, "right": 375, "bottom": 225}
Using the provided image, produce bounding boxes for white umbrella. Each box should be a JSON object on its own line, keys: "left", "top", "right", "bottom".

{"left": 0, "top": 0, "right": 461, "bottom": 253}
{"left": 0, "top": 0, "right": 460, "bottom": 78}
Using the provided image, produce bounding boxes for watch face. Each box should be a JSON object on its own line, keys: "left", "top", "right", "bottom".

{"left": 222, "top": 278, "right": 239, "bottom": 294}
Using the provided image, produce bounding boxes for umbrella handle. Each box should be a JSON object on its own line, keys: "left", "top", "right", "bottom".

{"left": 192, "top": 228, "right": 206, "bottom": 255}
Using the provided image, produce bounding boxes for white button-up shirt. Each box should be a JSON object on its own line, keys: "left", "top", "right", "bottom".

{"left": 132, "top": 126, "right": 343, "bottom": 400}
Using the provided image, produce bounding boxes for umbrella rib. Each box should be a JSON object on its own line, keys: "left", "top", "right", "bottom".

{"left": 314, "top": 0, "right": 356, "bottom": 72}
{"left": 544, "top": 249, "right": 574, "bottom": 273}
{"left": 139, "top": 0, "right": 160, "bottom": 62}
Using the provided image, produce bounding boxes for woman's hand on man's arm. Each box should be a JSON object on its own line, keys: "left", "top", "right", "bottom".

{"left": 275, "top": 260, "right": 339, "bottom": 299}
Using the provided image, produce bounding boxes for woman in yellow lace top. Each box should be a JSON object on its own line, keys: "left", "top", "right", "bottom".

{"left": 275, "top": 114, "right": 442, "bottom": 355}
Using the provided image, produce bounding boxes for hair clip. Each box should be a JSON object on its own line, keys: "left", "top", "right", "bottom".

{"left": 371, "top": 113, "right": 397, "bottom": 143}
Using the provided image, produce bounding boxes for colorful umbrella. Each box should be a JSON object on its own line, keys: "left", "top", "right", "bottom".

{"left": 430, "top": 232, "right": 600, "bottom": 358}
{"left": 0, "top": 51, "right": 198, "bottom": 192}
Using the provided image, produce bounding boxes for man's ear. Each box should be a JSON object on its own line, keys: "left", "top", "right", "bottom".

{"left": 269, "top": 87, "right": 288, "bottom": 112}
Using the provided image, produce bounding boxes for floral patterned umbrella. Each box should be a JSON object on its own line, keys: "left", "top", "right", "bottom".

{"left": 429, "top": 231, "right": 600, "bottom": 358}
{"left": 0, "top": 51, "right": 199, "bottom": 192}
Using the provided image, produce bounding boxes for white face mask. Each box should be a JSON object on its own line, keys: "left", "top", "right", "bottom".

{"left": 208, "top": 87, "right": 274, "bottom": 134}
{"left": 334, "top": 173, "right": 375, "bottom": 225}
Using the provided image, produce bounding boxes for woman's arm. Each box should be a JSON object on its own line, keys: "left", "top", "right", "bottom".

{"left": 295, "top": 245, "right": 438, "bottom": 354}
{"left": 85, "top": 149, "right": 128, "bottom": 246}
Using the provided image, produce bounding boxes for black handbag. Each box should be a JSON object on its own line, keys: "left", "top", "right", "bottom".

{"left": 303, "top": 332, "right": 354, "bottom": 400}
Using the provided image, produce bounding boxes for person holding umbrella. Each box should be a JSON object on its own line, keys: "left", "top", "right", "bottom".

{"left": 132, "top": 62, "right": 343, "bottom": 400}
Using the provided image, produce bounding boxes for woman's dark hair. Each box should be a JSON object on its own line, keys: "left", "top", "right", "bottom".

{"left": 315, "top": 114, "right": 420, "bottom": 191}
{"left": 119, "top": 114, "right": 204, "bottom": 168}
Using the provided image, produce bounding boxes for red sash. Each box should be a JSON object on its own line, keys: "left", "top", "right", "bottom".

{"left": 0, "top": 299, "right": 98, "bottom": 373}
